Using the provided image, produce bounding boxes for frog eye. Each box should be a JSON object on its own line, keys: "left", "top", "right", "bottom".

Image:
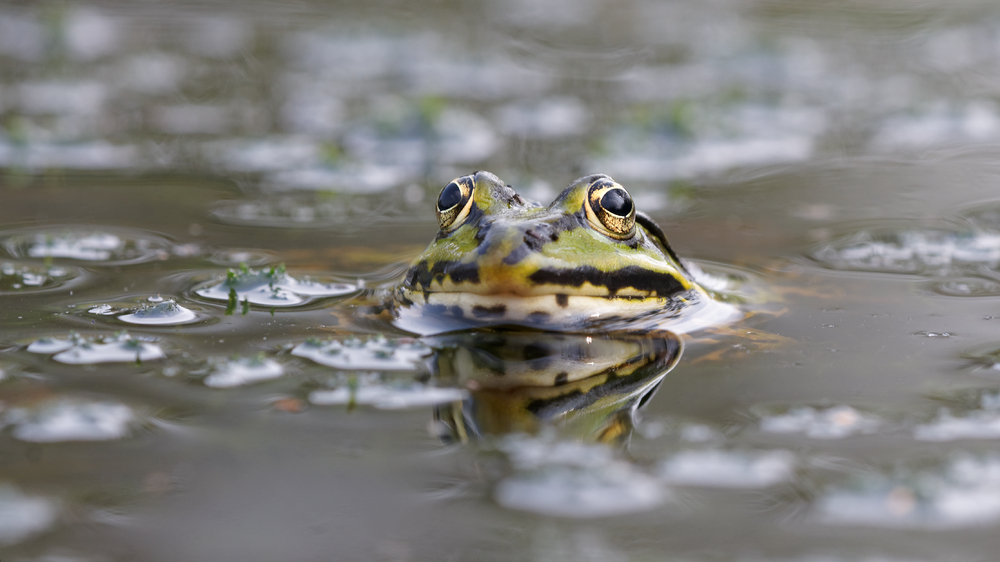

{"left": 585, "top": 177, "right": 636, "bottom": 239}
{"left": 436, "top": 175, "right": 475, "bottom": 230}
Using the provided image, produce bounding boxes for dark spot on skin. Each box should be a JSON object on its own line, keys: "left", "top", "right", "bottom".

{"left": 528, "top": 265, "right": 685, "bottom": 297}
{"left": 424, "top": 304, "right": 447, "bottom": 316}
{"left": 523, "top": 344, "right": 549, "bottom": 361}
{"left": 404, "top": 259, "right": 480, "bottom": 291}
{"left": 555, "top": 294, "right": 569, "bottom": 307}
{"left": 526, "top": 311, "right": 551, "bottom": 323}
{"left": 502, "top": 214, "right": 581, "bottom": 265}
{"left": 554, "top": 372, "right": 569, "bottom": 386}
{"left": 472, "top": 304, "right": 507, "bottom": 317}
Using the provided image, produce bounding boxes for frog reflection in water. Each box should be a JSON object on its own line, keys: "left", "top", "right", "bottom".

{"left": 428, "top": 330, "right": 683, "bottom": 444}
{"left": 392, "top": 171, "right": 735, "bottom": 335}
{"left": 386, "top": 171, "right": 727, "bottom": 442}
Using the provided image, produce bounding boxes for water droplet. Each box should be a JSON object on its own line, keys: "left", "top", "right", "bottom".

{"left": 194, "top": 264, "right": 355, "bottom": 308}
{"left": 118, "top": 299, "right": 198, "bottom": 326}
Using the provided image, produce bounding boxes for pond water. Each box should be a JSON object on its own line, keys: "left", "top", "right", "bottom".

{"left": 3, "top": 0, "right": 1000, "bottom": 560}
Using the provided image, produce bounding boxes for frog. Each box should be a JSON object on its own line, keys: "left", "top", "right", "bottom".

{"left": 391, "top": 170, "right": 738, "bottom": 335}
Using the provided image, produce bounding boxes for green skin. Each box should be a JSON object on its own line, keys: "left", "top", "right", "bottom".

{"left": 398, "top": 171, "right": 698, "bottom": 317}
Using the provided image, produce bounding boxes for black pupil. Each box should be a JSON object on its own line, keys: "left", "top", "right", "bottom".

{"left": 600, "top": 189, "right": 633, "bottom": 216}
{"left": 438, "top": 181, "right": 463, "bottom": 210}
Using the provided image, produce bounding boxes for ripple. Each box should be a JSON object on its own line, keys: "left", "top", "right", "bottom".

{"left": 27, "top": 332, "right": 165, "bottom": 364}
{"left": 757, "top": 405, "right": 882, "bottom": 439}
{"left": 292, "top": 336, "right": 431, "bottom": 371}
{"left": 6, "top": 398, "right": 135, "bottom": 442}
{"left": 0, "top": 484, "right": 58, "bottom": 545}
{"left": 817, "top": 454, "right": 1000, "bottom": 529}
{"left": 658, "top": 449, "right": 796, "bottom": 488}
{"left": 193, "top": 264, "right": 356, "bottom": 308}
{"left": 2, "top": 228, "right": 171, "bottom": 265}
{"left": 203, "top": 356, "right": 284, "bottom": 388}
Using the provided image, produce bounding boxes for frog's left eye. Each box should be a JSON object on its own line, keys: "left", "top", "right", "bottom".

{"left": 585, "top": 178, "right": 636, "bottom": 239}
{"left": 436, "top": 175, "right": 475, "bottom": 230}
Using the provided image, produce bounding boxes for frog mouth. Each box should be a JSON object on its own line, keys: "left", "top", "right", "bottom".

{"left": 392, "top": 285, "right": 739, "bottom": 335}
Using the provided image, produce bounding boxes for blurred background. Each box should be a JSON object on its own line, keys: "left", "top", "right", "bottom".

{"left": 4, "top": 1, "right": 1000, "bottom": 561}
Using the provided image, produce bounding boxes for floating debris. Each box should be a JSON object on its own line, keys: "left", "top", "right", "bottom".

{"left": 494, "top": 435, "right": 665, "bottom": 518}
{"left": 194, "top": 263, "right": 355, "bottom": 309}
{"left": 203, "top": 355, "right": 284, "bottom": 388}
{"left": 758, "top": 405, "right": 881, "bottom": 439}
{"left": 6, "top": 398, "right": 135, "bottom": 442}
{"left": 915, "top": 392, "right": 1000, "bottom": 441}
{"left": 658, "top": 449, "right": 796, "bottom": 488}
{"left": 292, "top": 336, "right": 431, "bottom": 371}
{"left": 27, "top": 332, "right": 165, "bottom": 364}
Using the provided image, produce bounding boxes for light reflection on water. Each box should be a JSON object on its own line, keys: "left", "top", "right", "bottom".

{"left": 4, "top": 0, "right": 1000, "bottom": 560}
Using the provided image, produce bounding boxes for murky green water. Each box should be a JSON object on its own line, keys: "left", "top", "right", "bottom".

{"left": 4, "top": 0, "right": 1000, "bottom": 560}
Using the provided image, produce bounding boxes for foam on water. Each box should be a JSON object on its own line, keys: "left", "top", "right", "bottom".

{"left": 3, "top": 229, "right": 169, "bottom": 264}
{"left": 203, "top": 356, "right": 284, "bottom": 388}
{"left": 118, "top": 298, "right": 198, "bottom": 326}
{"left": 6, "top": 398, "right": 135, "bottom": 442}
{"left": 308, "top": 383, "right": 465, "bottom": 410}
{"left": 0, "top": 484, "right": 58, "bottom": 545}
{"left": 27, "top": 332, "right": 165, "bottom": 364}
{"left": 817, "top": 454, "right": 1000, "bottom": 529}
{"left": 0, "top": 262, "right": 77, "bottom": 293}
{"left": 194, "top": 264, "right": 356, "bottom": 307}
{"left": 292, "top": 336, "right": 431, "bottom": 371}
{"left": 758, "top": 405, "right": 881, "bottom": 439}
{"left": 812, "top": 229, "right": 1000, "bottom": 276}
{"left": 658, "top": 449, "right": 796, "bottom": 488}
{"left": 494, "top": 435, "right": 666, "bottom": 518}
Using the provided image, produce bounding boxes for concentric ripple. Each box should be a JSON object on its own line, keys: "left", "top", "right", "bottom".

{"left": 0, "top": 261, "right": 81, "bottom": 294}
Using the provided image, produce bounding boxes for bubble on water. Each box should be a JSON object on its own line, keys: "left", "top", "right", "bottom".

{"left": 3, "top": 229, "right": 170, "bottom": 264}
{"left": 88, "top": 304, "right": 116, "bottom": 315}
{"left": 494, "top": 435, "right": 665, "bottom": 517}
{"left": 194, "top": 263, "right": 355, "bottom": 308}
{"left": 817, "top": 454, "right": 1000, "bottom": 529}
{"left": 309, "top": 383, "right": 465, "bottom": 410}
{"left": 6, "top": 398, "right": 135, "bottom": 442}
{"left": 292, "top": 336, "right": 431, "bottom": 371}
{"left": 913, "top": 331, "right": 953, "bottom": 338}
{"left": 658, "top": 449, "right": 796, "bottom": 488}
{"left": 758, "top": 405, "right": 881, "bottom": 439}
{"left": 0, "top": 261, "right": 79, "bottom": 294}
{"left": 203, "top": 356, "right": 284, "bottom": 388}
{"left": 28, "top": 332, "right": 165, "bottom": 364}
{"left": 811, "top": 228, "right": 1000, "bottom": 276}
{"left": 0, "top": 484, "right": 58, "bottom": 545}
{"left": 118, "top": 299, "right": 198, "bottom": 326}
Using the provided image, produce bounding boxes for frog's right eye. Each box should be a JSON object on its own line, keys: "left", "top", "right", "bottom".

{"left": 436, "top": 175, "right": 475, "bottom": 230}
